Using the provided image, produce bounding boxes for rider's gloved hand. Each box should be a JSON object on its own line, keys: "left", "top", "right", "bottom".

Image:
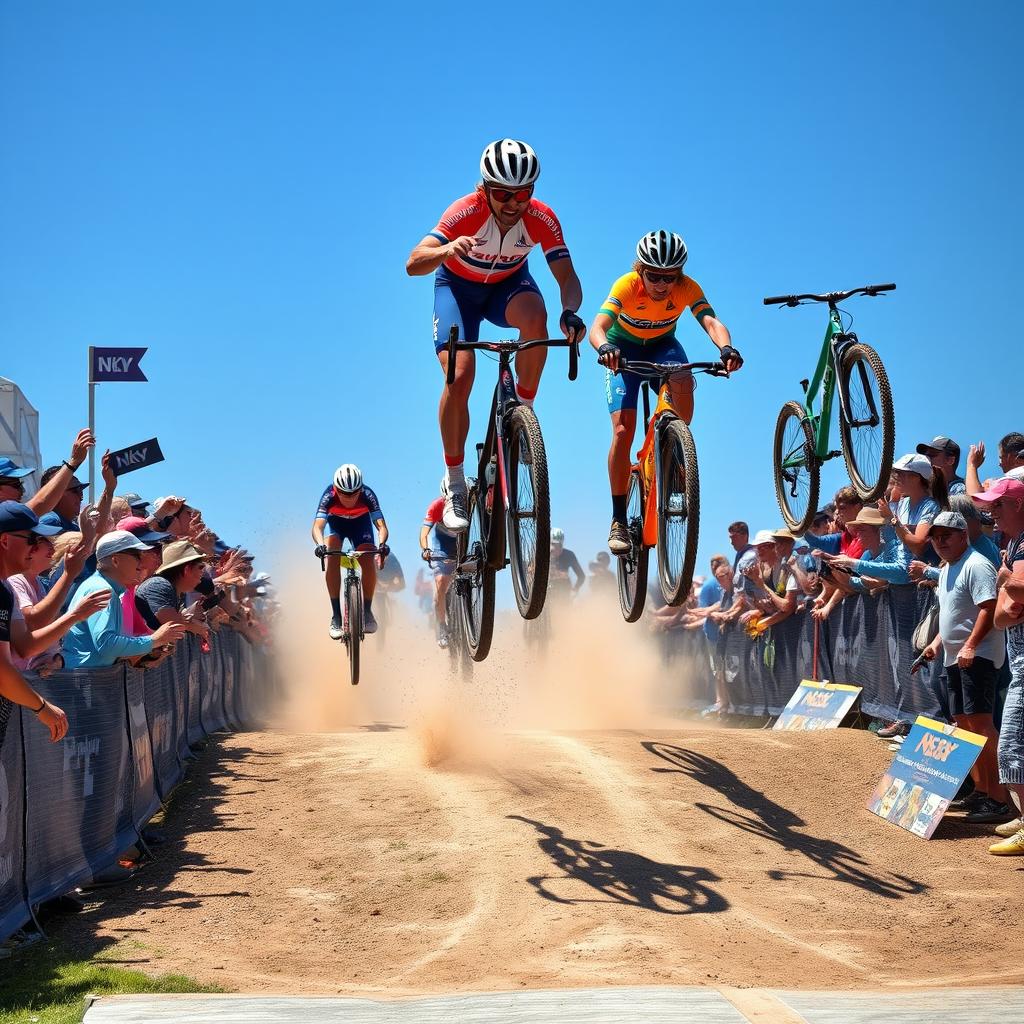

{"left": 314, "top": 544, "right": 327, "bottom": 559}
{"left": 560, "top": 309, "right": 586, "bottom": 343}
{"left": 377, "top": 543, "right": 390, "bottom": 560}
{"left": 719, "top": 345, "right": 743, "bottom": 372}
{"left": 597, "top": 342, "right": 621, "bottom": 372}
{"left": 421, "top": 547, "right": 432, "bottom": 562}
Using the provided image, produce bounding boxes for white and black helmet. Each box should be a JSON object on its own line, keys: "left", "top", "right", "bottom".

{"left": 636, "top": 230, "right": 688, "bottom": 271}
{"left": 550, "top": 527, "right": 564, "bottom": 544}
{"left": 480, "top": 139, "right": 540, "bottom": 188}
{"left": 333, "top": 463, "right": 362, "bottom": 493}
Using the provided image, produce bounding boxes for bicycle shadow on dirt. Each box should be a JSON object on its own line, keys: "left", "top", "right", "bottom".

{"left": 507, "top": 814, "right": 727, "bottom": 915}
{"left": 642, "top": 741, "right": 926, "bottom": 900}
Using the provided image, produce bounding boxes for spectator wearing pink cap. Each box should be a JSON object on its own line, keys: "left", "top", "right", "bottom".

{"left": 975, "top": 477, "right": 1024, "bottom": 854}
{"left": 966, "top": 433, "right": 1024, "bottom": 497}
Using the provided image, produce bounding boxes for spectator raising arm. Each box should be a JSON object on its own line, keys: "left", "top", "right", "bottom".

{"left": 25, "top": 429, "right": 94, "bottom": 518}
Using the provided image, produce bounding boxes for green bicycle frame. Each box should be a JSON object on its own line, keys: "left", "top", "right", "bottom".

{"left": 783, "top": 306, "right": 844, "bottom": 469}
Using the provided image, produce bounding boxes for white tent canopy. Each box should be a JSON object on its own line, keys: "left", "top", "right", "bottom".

{"left": 0, "top": 376, "right": 43, "bottom": 495}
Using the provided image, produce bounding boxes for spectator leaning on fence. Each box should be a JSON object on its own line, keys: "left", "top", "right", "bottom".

{"left": 917, "top": 436, "right": 967, "bottom": 496}
{"left": 910, "top": 495, "right": 1002, "bottom": 585}
{"left": 920, "top": 511, "right": 1012, "bottom": 824}
{"left": 116, "top": 515, "right": 173, "bottom": 636}
{"left": 739, "top": 530, "right": 798, "bottom": 630}
{"left": 0, "top": 502, "right": 70, "bottom": 743}
{"left": 974, "top": 477, "right": 1024, "bottom": 855}
{"left": 62, "top": 531, "right": 187, "bottom": 670}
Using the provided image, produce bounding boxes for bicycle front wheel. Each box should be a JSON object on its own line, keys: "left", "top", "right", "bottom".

{"left": 460, "top": 487, "right": 496, "bottom": 662}
{"left": 345, "top": 576, "right": 361, "bottom": 686}
{"left": 506, "top": 405, "right": 550, "bottom": 620}
{"left": 773, "top": 401, "right": 820, "bottom": 533}
{"left": 839, "top": 342, "right": 894, "bottom": 502}
{"left": 617, "top": 467, "right": 649, "bottom": 623}
{"left": 657, "top": 419, "right": 700, "bottom": 606}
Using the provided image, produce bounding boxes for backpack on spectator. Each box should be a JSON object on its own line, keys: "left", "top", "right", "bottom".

{"left": 912, "top": 593, "right": 940, "bottom": 653}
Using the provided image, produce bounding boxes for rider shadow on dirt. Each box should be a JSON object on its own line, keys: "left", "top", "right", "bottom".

{"left": 642, "top": 741, "right": 926, "bottom": 900}
{"left": 507, "top": 815, "right": 727, "bottom": 915}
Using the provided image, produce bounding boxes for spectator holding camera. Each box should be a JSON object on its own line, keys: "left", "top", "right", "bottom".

{"left": 920, "top": 511, "right": 1011, "bottom": 824}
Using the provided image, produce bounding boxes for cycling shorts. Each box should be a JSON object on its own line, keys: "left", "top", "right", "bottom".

{"left": 604, "top": 334, "right": 694, "bottom": 415}
{"left": 324, "top": 514, "right": 375, "bottom": 548}
{"left": 430, "top": 532, "right": 458, "bottom": 578}
{"left": 433, "top": 264, "right": 543, "bottom": 352}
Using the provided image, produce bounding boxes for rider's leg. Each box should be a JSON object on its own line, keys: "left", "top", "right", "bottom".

{"left": 357, "top": 547, "right": 377, "bottom": 603}
{"left": 609, "top": 409, "right": 637, "bottom": 521}
{"left": 435, "top": 573, "right": 451, "bottom": 625}
{"left": 503, "top": 288, "right": 547, "bottom": 404}
{"left": 325, "top": 530, "right": 342, "bottom": 603}
{"left": 435, "top": 275, "right": 479, "bottom": 490}
{"left": 668, "top": 373, "right": 696, "bottom": 424}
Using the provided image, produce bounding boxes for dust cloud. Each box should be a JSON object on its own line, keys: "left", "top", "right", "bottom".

{"left": 270, "top": 543, "right": 700, "bottom": 769}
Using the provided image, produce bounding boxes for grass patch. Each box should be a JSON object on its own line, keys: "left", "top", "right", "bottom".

{"left": 0, "top": 935, "right": 222, "bottom": 1024}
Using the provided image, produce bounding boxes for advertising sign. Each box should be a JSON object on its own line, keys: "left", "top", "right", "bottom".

{"left": 868, "top": 715, "right": 986, "bottom": 839}
{"left": 108, "top": 437, "right": 165, "bottom": 477}
{"left": 90, "top": 347, "right": 148, "bottom": 383}
{"left": 774, "top": 679, "right": 862, "bottom": 731}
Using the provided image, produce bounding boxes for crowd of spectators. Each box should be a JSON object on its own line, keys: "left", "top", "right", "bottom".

{"left": 0, "top": 426, "right": 275, "bottom": 753}
{"left": 644, "top": 430, "right": 1024, "bottom": 857}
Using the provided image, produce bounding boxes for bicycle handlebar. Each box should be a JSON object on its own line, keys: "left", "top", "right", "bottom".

{"left": 318, "top": 546, "right": 387, "bottom": 572}
{"left": 617, "top": 358, "right": 730, "bottom": 378}
{"left": 445, "top": 325, "right": 580, "bottom": 386}
{"left": 763, "top": 283, "right": 895, "bottom": 307}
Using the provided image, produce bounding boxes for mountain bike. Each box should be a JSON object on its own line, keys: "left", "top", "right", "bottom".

{"left": 318, "top": 546, "right": 385, "bottom": 686}
{"left": 425, "top": 551, "right": 471, "bottom": 678}
{"left": 444, "top": 325, "right": 579, "bottom": 662}
{"left": 614, "top": 358, "right": 729, "bottom": 623}
{"left": 765, "top": 283, "right": 896, "bottom": 532}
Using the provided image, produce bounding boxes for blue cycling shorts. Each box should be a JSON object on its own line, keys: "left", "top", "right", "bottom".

{"left": 430, "top": 531, "right": 458, "bottom": 577}
{"left": 433, "top": 264, "right": 543, "bottom": 352}
{"left": 323, "top": 514, "right": 375, "bottom": 548}
{"left": 604, "top": 334, "right": 694, "bottom": 415}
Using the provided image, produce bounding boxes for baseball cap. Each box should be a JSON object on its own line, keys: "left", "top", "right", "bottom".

{"left": 973, "top": 477, "right": 1024, "bottom": 504}
{"left": 892, "top": 453, "right": 934, "bottom": 480}
{"left": 121, "top": 492, "right": 151, "bottom": 513}
{"left": 254, "top": 571, "right": 272, "bottom": 583}
{"left": 96, "top": 530, "right": 153, "bottom": 560}
{"left": 752, "top": 529, "right": 778, "bottom": 546}
{"left": 850, "top": 507, "right": 887, "bottom": 527}
{"left": 116, "top": 515, "right": 172, "bottom": 544}
{"left": 0, "top": 500, "right": 62, "bottom": 536}
{"left": 916, "top": 436, "right": 960, "bottom": 460}
{"left": 0, "top": 457, "right": 34, "bottom": 480}
{"left": 932, "top": 511, "right": 968, "bottom": 531}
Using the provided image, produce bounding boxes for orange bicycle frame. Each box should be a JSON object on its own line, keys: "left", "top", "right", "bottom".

{"left": 635, "top": 382, "right": 679, "bottom": 548}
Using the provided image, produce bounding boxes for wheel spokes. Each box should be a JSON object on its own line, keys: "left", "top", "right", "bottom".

{"left": 511, "top": 427, "right": 537, "bottom": 594}
{"left": 845, "top": 358, "right": 884, "bottom": 483}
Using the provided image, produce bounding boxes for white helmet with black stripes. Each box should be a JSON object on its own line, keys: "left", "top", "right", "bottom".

{"left": 636, "top": 230, "right": 688, "bottom": 270}
{"left": 480, "top": 139, "right": 540, "bottom": 188}
{"left": 333, "top": 464, "right": 362, "bottom": 494}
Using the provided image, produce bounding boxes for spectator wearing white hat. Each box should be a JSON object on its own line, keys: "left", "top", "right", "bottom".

{"left": 63, "top": 531, "right": 187, "bottom": 669}
{"left": 917, "top": 436, "right": 967, "bottom": 496}
{"left": 739, "top": 530, "right": 798, "bottom": 629}
{"left": 920, "top": 510, "right": 1012, "bottom": 824}
{"left": 876, "top": 452, "right": 947, "bottom": 563}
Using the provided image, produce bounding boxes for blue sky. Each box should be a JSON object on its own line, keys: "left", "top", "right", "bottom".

{"left": 2, "top": 1, "right": 1020, "bottom": 596}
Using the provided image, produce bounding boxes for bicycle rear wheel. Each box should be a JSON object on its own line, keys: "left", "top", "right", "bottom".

{"left": 344, "top": 576, "right": 361, "bottom": 686}
{"left": 617, "top": 467, "right": 649, "bottom": 622}
{"left": 657, "top": 418, "right": 700, "bottom": 606}
{"left": 839, "top": 342, "right": 894, "bottom": 502}
{"left": 506, "top": 405, "right": 550, "bottom": 620}
{"left": 459, "top": 486, "right": 495, "bottom": 662}
{"left": 773, "top": 401, "right": 820, "bottom": 533}
{"left": 445, "top": 578, "right": 471, "bottom": 679}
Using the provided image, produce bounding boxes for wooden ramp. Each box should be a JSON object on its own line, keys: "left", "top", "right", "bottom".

{"left": 82, "top": 986, "right": 1024, "bottom": 1023}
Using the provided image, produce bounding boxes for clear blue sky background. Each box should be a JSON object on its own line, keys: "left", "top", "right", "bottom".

{"left": 2, "top": 1, "right": 1020, "bottom": 596}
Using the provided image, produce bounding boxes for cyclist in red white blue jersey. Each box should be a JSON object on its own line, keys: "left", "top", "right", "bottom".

{"left": 311, "top": 464, "right": 390, "bottom": 640}
{"left": 406, "top": 139, "right": 586, "bottom": 533}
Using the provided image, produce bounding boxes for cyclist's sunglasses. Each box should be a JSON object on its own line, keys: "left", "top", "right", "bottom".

{"left": 487, "top": 186, "right": 533, "bottom": 203}
{"left": 642, "top": 269, "right": 679, "bottom": 285}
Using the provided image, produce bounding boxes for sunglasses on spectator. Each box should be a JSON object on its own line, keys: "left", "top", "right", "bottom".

{"left": 0, "top": 478, "right": 25, "bottom": 492}
{"left": 6, "top": 531, "right": 41, "bottom": 545}
{"left": 642, "top": 270, "right": 679, "bottom": 285}
{"left": 487, "top": 186, "right": 533, "bottom": 203}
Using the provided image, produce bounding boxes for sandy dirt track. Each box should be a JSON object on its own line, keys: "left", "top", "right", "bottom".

{"left": 64, "top": 721, "right": 1018, "bottom": 996}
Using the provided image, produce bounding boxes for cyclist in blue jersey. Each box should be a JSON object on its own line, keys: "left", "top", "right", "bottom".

{"left": 312, "top": 464, "right": 390, "bottom": 640}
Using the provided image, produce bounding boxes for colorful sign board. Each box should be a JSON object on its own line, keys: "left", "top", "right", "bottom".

{"left": 774, "top": 679, "right": 862, "bottom": 731}
{"left": 868, "top": 715, "right": 986, "bottom": 839}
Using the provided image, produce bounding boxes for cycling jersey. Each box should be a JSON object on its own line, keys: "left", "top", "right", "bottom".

{"left": 428, "top": 191, "right": 570, "bottom": 284}
{"left": 599, "top": 272, "right": 715, "bottom": 345}
{"left": 424, "top": 497, "right": 457, "bottom": 574}
{"left": 315, "top": 485, "right": 384, "bottom": 523}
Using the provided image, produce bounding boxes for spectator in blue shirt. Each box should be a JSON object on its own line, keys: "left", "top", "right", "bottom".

{"left": 63, "top": 530, "right": 187, "bottom": 669}
{"left": 885, "top": 452, "right": 948, "bottom": 563}
{"left": 822, "top": 506, "right": 912, "bottom": 590}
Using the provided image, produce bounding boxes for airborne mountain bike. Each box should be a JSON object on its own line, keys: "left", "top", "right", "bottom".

{"left": 614, "top": 358, "right": 729, "bottom": 623}
{"left": 765, "top": 283, "right": 896, "bottom": 533}
{"left": 444, "top": 326, "right": 579, "bottom": 662}
{"left": 318, "top": 546, "right": 386, "bottom": 686}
